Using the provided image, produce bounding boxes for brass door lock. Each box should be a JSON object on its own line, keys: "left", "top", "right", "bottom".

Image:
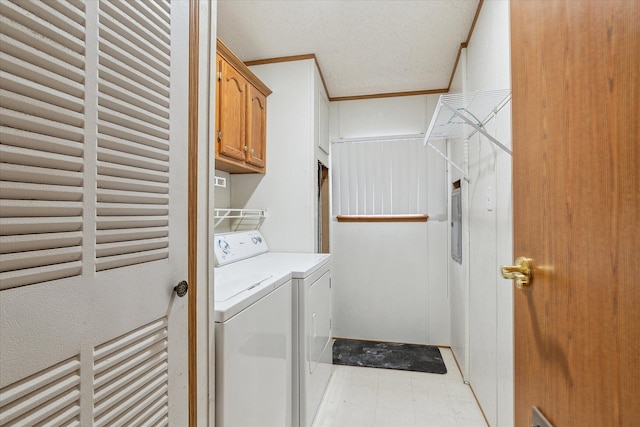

{"left": 501, "top": 257, "right": 533, "bottom": 289}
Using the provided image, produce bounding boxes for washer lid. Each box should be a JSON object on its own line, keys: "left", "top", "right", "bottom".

{"left": 214, "top": 271, "right": 273, "bottom": 301}
{"left": 213, "top": 268, "right": 291, "bottom": 322}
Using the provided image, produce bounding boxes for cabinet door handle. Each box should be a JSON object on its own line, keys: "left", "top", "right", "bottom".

{"left": 244, "top": 146, "right": 248, "bottom": 152}
{"left": 250, "top": 149, "right": 254, "bottom": 155}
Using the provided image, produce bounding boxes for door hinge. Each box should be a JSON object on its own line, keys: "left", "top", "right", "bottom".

{"left": 217, "top": 130, "right": 222, "bottom": 141}
{"left": 217, "top": 71, "right": 222, "bottom": 81}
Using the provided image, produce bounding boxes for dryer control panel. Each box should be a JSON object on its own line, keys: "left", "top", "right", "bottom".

{"left": 214, "top": 231, "right": 269, "bottom": 266}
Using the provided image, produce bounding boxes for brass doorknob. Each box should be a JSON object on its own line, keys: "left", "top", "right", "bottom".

{"left": 501, "top": 257, "right": 533, "bottom": 289}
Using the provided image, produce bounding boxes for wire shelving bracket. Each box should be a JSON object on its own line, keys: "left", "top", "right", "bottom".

{"left": 423, "top": 89, "right": 512, "bottom": 182}
{"left": 214, "top": 208, "right": 267, "bottom": 231}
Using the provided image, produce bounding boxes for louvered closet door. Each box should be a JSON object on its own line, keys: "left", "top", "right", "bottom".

{"left": 0, "top": 1, "right": 189, "bottom": 425}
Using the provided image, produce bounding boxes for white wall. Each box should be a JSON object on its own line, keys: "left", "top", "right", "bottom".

{"left": 329, "top": 96, "right": 450, "bottom": 346}
{"left": 447, "top": 1, "right": 514, "bottom": 426}
{"left": 214, "top": 170, "right": 231, "bottom": 209}
{"left": 230, "top": 59, "right": 318, "bottom": 252}
{"left": 332, "top": 96, "right": 436, "bottom": 139}
{"left": 448, "top": 48, "right": 469, "bottom": 380}
{"left": 212, "top": 170, "right": 232, "bottom": 234}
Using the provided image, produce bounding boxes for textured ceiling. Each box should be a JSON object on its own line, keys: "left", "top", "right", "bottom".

{"left": 217, "top": 0, "right": 480, "bottom": 99}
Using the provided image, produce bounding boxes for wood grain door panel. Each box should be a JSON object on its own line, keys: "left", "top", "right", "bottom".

{"left": 511, "top": 1, "right": 639, "bottom": 425}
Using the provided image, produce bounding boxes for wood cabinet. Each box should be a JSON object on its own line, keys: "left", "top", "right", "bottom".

{"left": 246, "top": 85, "right": 266, "bottom": 168}
{"left": 217, "top": 55, "right": 247, "bottom": 163}
{"left": 215, "top": 40, "right": 271, "bottom": 173}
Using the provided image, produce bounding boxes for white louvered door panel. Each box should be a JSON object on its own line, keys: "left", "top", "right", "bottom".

{"left": 95, "top": 0, "right": 172, "bottom": 272}
{"left": 0, "top": 1, "right": 189, "bottom": 425}
{"left": 0, "top": 0, "right": 85, "bottom": 290}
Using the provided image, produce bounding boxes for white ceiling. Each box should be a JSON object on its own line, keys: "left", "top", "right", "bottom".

{"left": 217, "top": 0, "right": 480, "bottom": 99}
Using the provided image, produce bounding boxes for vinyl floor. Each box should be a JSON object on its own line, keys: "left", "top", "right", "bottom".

{"left": 312, "top": 348, "right": 488, "bottom": 427}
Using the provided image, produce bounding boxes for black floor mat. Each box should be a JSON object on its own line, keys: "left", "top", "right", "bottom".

{"left": 332, "top": 338, "right": 447, "bottom": 374}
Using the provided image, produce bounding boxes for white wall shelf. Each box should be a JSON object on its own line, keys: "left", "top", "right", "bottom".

{"left": 214, "top": 208, "right": 267, "bottom": 230}
{"left": 423, "top": 89, "right": 512, "bottom": 181}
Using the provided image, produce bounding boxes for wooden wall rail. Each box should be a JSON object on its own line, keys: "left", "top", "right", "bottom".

{"left": 336, "top": 214, "right": 429, "bottom": 223}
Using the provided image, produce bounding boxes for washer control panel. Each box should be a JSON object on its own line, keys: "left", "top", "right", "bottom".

{"left": 214, "top": 231, "right": 269, "bottom": 266}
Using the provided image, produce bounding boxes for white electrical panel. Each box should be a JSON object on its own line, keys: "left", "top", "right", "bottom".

{"left": 451, "top": 187, "right": 462, "bottom": 263}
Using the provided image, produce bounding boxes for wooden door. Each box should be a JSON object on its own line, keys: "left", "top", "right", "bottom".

{"left": 246, "top": 85, "right": 266, "bottom": 169}
{"left": 319, "top": 164, "right": 330, "bottom": 254}
{"left": 510, "top": 1, "right": 639, "bottom": 425}
{"left": 217, "top": 58, "right": 247, "bottom": 162}
{"left": 0, "top": 1, "right": 189, "bottom": 424}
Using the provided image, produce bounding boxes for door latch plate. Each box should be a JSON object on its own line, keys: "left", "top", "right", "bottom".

{"left": 532, "top": 406, "right": 553, "bottom": 427}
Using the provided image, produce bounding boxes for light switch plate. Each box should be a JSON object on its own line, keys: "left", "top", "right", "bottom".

{"left": 486, "top": 186, "right": 494, "bottom": 211}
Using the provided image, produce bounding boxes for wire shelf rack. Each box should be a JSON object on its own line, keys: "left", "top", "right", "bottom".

{"left": 423, "top": 89, "right": 512, "bottom": 181}
{"left": 214, "top": 208, "right": 267, "bottom": 231}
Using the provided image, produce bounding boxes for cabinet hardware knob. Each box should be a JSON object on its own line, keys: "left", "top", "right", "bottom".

{"left": 173, "top": 280, "right": 188, "bottom": 297}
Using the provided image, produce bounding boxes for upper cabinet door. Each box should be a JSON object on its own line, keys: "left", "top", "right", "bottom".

{"left": 246, "top": 85, "right": 267, "bottom": 169}
{"left": 218, "top": 58, "right": 247, "bottom": 162}
{"left": 317, "top": 88, "right": 330, "bottom": 155}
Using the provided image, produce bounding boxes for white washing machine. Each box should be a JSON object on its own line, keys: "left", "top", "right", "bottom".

{"left": 214, "top": 244, "right": 293, "bottom": 426}
{"left": 214, "top": 231, "right": 333, "bottom": 427}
